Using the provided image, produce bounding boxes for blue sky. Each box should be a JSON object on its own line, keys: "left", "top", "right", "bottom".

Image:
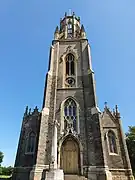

{"left": 0, "top": 0, "right": 135, "bottom": 166}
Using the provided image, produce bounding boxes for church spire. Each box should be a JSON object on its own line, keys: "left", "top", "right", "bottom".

{"left": 80, "top": 25, "right": 86, "bottom": 38}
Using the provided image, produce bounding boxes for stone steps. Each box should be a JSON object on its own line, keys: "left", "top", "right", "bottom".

{"left": 64, "top": 174, "right": 87, "bottom": 180}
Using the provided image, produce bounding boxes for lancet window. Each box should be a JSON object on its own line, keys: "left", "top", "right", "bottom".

{"left": 26, "top": 132, "right": 36, "bottom": 153}
{"left": 67, "top": 23, "right": 72, "bottom": 37}
{"left": 108, "top": 130, "right": 117, "bottom": 154}
{"left": 66, "top": 53, "right": 75, "bottom": 76}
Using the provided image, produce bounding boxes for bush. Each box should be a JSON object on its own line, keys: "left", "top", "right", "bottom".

{"left": 0, "top": 152, "right": 4, "bottom": 166}
{"left": 0, "top": 166, "right": 13, "bottom": 176}
{"left": 126, "top": 126, "right": 135, "bottom": 175}
{"left": 0, "top": 167, "right": 2, "bottom": 175}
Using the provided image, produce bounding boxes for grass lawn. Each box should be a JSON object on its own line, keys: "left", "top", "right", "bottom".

{"left": 0, "top": 175, "right": 11, "bottom": 178}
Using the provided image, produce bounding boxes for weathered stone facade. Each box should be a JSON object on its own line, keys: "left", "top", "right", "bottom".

{"left": 12, "top": 12, "right": 134, "bottom": 180}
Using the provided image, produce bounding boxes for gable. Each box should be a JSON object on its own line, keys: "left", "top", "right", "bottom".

{"left": 101, "top": 111, "right": 117, "bottom": 128}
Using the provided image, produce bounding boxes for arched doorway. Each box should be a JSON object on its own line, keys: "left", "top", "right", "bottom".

{"left": 60, "top": 137, "right": 80, "bottom": 174}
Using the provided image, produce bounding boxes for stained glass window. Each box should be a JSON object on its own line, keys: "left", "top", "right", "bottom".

{"left": 64, "top": 99, "right": 77, "bottom": 131}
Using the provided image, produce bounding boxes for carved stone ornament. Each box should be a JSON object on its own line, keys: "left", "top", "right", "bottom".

{"left": 23, "top": 123, "right": 30, "bottom": 129}
{"left": 59, "top": 46, "right": 78, "bottom": 64}
{"left": 22, "top": 118, "right": 28, "bottom": 126}
{"left": 60, "top": 118, "right": 78, "bottom": 139}
{"left": 58, "top": 128, "right": 79, "bottom": 147}
{"left": 66, "top": 45, "right": 72, "bottom": 52}
{"left": 65, "top": 77, "right": 75, "bottom": 86}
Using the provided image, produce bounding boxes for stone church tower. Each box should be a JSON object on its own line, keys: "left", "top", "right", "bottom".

{"left": 12, "top": 12, "right": 134, "bottom": 180}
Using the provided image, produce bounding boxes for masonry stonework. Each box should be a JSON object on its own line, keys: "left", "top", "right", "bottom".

{"left": 12, "top": 12, "right": 134, "bottom": 180}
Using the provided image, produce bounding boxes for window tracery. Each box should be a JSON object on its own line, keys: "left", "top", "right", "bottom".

{"left": 64, "top": 98, "right": 77, "bottom": 131}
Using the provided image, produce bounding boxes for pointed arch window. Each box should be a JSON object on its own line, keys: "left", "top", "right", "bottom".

{"left": 64, "top": 98, "right": 77, "bottom": 131}
{"left": 66, "top": 54, "right": 75, "bottom": 76}
{"left": 26, "top": 132, "right": 36, "bottom": 154}
{"left": 108, "top": 131, "right": 117, "bottom": 154}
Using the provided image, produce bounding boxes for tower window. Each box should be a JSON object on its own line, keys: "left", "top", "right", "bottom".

{"left": 67, "top": 23, "right": 72, "bottom": 37}
{"left": 66, "top": 54, "right": 75, "bottom": 76}
{"left": 108, "top": 131, "right": 117, "bottom": 154}
{"left": 64, "top": 98, "right": 77, "bottom": 131}
{"left": 26, "top": 132, "right": 36, "bottom": 154}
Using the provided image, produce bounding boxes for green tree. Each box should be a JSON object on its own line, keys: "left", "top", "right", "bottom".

{"left": 1, "top": 166, "right": 13, "bottom": 176}
{"left": 0, "top": 151, "right": 4, "bottom": 166}
{"left": 0, "top": 166, "right": 2, "bottom": 175}
{"left": 0, "top": 151, "right": 4, "bottom": 176}
{"left": 126, "top": 126, "right": 135, "bottom": 176}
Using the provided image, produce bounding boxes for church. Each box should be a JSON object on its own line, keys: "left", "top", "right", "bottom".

{"left": 12, "top": 12, "right": 134, "bottom": 180}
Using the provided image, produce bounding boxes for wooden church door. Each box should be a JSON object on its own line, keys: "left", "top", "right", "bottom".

{"left": 60, "top": 138, "right": 79, "bottom": 174}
